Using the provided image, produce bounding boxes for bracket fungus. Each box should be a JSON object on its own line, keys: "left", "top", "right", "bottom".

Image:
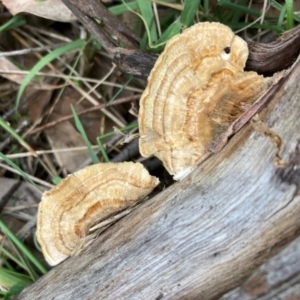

{"left": 138, "top": 22, "right": 273, "bottom": 180}
{"left": 37, "top": 162, "right": 159, "bottom": 266}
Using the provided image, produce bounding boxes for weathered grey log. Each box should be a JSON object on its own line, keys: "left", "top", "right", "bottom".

{"left": 17, "top": 59, "right": 300, "bottom": 299}
{"left": 221, "top": 237, "right": 300, "bottom": 299}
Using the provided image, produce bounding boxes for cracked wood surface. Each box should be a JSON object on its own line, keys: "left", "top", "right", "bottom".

{"left": 17, "top": 58, "right": 300, "bottom": 299}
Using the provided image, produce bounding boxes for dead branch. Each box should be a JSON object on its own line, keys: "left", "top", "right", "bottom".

{"left": 16, "top": 56, "right": 300, "bottom": 300}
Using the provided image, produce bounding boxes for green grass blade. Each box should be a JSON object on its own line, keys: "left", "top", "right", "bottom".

{"left": 227, "top": 22, "right": 281, "bottom": 32}
{"left": 203, "top": 0, "right": 209, "bottom": 16}
{"left": 0, "top": 117, "right": 35, "bottom": 154}
{"left": 2, "top": 242, "right": 38, "bottom": 282}
{"left": 0, "top": 220, "right": 47, "bottom": 275}
{"left": 96, "top": 122, "right": 138, "bottom": 161}
{"left": 0, "top": 246, "right": 29, "bottom": 272}
{"left": 71, "top": 106, "right": 99, "bottom": 164}
{"left": 137, "top": 0, "right": 158, "bottom": 43}
{"left": 108, "top": 76, "right": 133, "bottom": 105}
{"left": 180, "top": 0, "right": 200, "bottom": 27}
{"left": 150, "top": 18, "right": 181, "bottom": 52}
{"left": 113, "top": 0, "right": 175, "bottom": 16}
{"left": 285, "top": 0, "right": 294, "bottom": 29}
{"left": 52, "top": 176, "right": 62, "bottom": 185}
{"left": 0, "top": 153, "right": 41, "bottom": 192}
{"left": 121, "top": 0, "right": 156, "bottom": 48}
{"left": 230, "top": 0, "right": 248, "bottom": 24}
{"left": 96, "top": 138, "right": 110, "bottom": 162}
{"left": 4, "top": 284, "right": 27, "bottom": 299}
{"left": 16, "top": 39, "right": 86, "bottom": 111}
{"left": 271, "top": 0, "right": 300, "bottom": 22}
{"left": 277, "top": 3, "right": 287, "bottom": 29}
{"left": 97, "top": 122, "right": 138, "bottom": 141}
{"left": 109, "top": 1, "right": 139, "bottom": 15}
{"left": 95, "top": 79, "right": 138, "bottom": 163}
{"left": 0, "top": 268, "right": 32, "bottom": 292}
{"left": 218, "top": 0, "right": 273, "bottom": 19}
{"left": 0, "top": 15, "right": 26, "bottom": 32}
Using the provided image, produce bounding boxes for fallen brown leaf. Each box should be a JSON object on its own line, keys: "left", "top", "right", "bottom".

{"left": 2, "top": 0, "right": 76, "bottom": 22}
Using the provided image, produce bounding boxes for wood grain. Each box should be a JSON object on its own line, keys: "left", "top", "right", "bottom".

{"left": 221, "top": 237, "right": 300, "bottom": 299}
{"left": 18, "top": 56, "right": 300, "bottom": 300}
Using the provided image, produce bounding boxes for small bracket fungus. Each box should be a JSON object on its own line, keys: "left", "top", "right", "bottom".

{"left": 37, "top": 162, "right": 159, "bottom": 266}
{"left": 138, "top": 22, "right": 273, "bottom": 180}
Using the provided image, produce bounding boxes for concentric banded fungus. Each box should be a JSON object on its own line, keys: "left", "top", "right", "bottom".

{"left": 37, "top": 162, "right": 159, "bottom": 266}
{"left": 139, "top": 22, "right": 273, "bottom": 180}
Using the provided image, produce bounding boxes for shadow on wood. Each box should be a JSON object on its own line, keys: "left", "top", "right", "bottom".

{"left": 17, "top": 58, "right": 300, "bottom": 299}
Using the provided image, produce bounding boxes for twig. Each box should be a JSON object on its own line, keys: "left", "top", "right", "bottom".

{"left": 0, "top": 163, "right": 54, "bottom": 189}
{"left": 0, "top": 43, "right": 68, "bottom": 57}
{"left": 62, "top": 0, "right": 140, "bottom": 52}
{"left": 0, "top": 70, "right": 144, "bottom": 92}
{"left": 29, "top": 94, "right": 141, "bottom": 134}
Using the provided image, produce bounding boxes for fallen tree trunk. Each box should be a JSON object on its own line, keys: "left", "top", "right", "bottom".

{"left": 17, "top": 58, "right": 300, "bottom": 299}
{"left": 221, "top": 236, "right": 300, "bottom": 299}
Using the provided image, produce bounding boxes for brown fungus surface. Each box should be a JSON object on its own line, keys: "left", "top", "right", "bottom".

{"left": 138, "top": 22, "right": 272, "bottom": 180}
{"left": 37, "top": 162, "right": 159, "bottom": 266}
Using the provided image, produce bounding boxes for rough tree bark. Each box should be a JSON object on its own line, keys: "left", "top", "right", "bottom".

{"left": 16, "top": 54, "right": 300, "bottom": 299}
